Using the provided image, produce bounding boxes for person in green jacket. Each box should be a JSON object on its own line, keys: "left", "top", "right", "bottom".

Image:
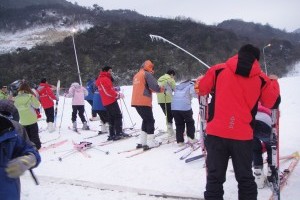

{"left": 14, "top": 82, "right": 42, "bottom": 149}
{"left": 0, "top": 86, "right": 9, "bottom": 100}
{"left": 157, "top": 69, "right": 176, "bottom": 138}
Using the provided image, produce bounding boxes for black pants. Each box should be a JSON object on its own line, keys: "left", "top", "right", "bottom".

{"left": 172, "top": 109, "right": 195, "bottom": 143}
{"left": 253, "top": 137, "right": 272, "bottom": 166}
{"left": 24, "top": 123, "right": 41, "bottom": 150}
{"left": 71, "top": 105, "right": 86, "bottom": 123}
{"left": 135, "top": 106, "right": 155, "bottom": 135}
{"left": 44, "top": 107, "right": 54, "bottom": 123}
{"left": 204, "top": 135, "right": 257, "bottom": 200}
{"left": 159, "top": 103, "right": 173, "bottom": 124}
{"left": 105, "top": 101, "right": 123, "bottom": 136}
{"left": 86, "top": 100, "right": 97, "bottom": 117}
{"left": 95, "top": 110, "right": 108, "bottom": 124}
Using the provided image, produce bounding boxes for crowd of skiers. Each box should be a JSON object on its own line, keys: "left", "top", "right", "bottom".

{"left": 0, "top": 43, "right": 281, "bottom": 200}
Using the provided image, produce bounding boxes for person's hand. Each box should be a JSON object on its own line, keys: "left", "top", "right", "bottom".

{"left": 269, "top": 74, "right": 278, "bottom": 80}
{"left": 160, "top": 86, "right": 165, "bottom": 93}
{"left": 118, "top": 92, "right": 124, "bottom": 99}
{"left": 5, "top": 154, "right": 36, "bottom": 178}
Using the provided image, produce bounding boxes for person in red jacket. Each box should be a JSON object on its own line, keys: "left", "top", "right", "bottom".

{"left": 95, "top": 66, "right": 129, "bottom": 141}
{"left": 36, "top": 78, "right": 57, "bottom": 132}
{"left": 197, "top": 44, "right": 281, "bottom": 200}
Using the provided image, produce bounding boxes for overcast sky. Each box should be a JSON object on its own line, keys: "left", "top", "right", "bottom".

{"left": 66, "top": 0, "right": 299, "bottom": 32}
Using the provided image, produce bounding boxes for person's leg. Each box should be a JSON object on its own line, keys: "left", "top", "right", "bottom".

{"left": 172, "top": 110, "right": 185, "bottom": 143}
{"left": 24, "top": 123, "right": 41, "bottom": 149}
{"left": 183, "top": 109, "right": 195, "bottom": 140}
{"left": 252, "top": 137, "right": 263, "bottom": 166}
{"left": 231, "top": 139, "right": 257, "bottom": 200}
{"left": 204, "top": 135, "right": 230, "bottom": 200}
{"left": 78, "top": 105, "right": 87, "bottom": 123}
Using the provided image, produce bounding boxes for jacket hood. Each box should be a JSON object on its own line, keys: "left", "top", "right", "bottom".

{"left": 158, "top": 74, "right": 171, "bottom": 82}
{"left": 142, "top": 60, "right": 154, "bottom": 73}
{"left": 176, "top": 81, "right": 193, "bottom": 91}
{"left": 226, "top": 54, "right": 261, "bottom": 78}
{"left": 71, "top": 82, "right": 80, "bottom": 88}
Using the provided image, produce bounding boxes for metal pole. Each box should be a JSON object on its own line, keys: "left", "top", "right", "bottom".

{"left": 72, "top": 33, "right": 82, "bottom": 86}
{"left": 263, "top": 44, "right": 271, "bottom": 75}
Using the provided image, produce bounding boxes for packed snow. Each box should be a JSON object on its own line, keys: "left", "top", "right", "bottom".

{"left": 20, "top": 66, "right": 300, "bottom": 200}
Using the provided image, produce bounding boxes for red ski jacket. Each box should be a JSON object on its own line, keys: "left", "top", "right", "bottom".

{"left": 198, "top": 54, "right": 280, "bottom": 140}
{"left": 95, "top": 72, "right": 118, "bottom": 106}
{"left": 37, "top": 83, "right": 57, "bottom": 109}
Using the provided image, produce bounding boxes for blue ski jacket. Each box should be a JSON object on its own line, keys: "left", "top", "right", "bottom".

{"left": 0, "top": 127, "right": 41, "bottom": 200}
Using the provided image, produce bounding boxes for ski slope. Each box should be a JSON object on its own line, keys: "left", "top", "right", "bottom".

{"left": 21, "top": 72, "right": 300, "bottom": 200}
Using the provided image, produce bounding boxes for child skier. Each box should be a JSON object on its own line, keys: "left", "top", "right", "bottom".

{"left": 171, "top": 80, "right": 198, "bottom": 146}
{"left": 253, "top": 103, "right": 275, "bottom": 189}
{"left": 65, "top": 82, "right": 89, "bottom": 131}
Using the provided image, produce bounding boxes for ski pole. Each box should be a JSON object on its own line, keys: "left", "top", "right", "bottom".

{"left": 121, "top": 98, "right": 135, "bottom": 129}
{"left": 29, "top": 169, "right": 39, "bottom": 185}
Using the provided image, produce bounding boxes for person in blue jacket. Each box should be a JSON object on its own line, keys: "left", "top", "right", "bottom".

{"left": 92, "top": 80, "right": 109, "bottom": 134}
{"left": 85, "top": 79, "right": 98, "bottom": 121}
{"left": 0, "top": 115, "right": 41, "bottom": 200}
{"left": 171, "top": 80, "right": 198, "bottom": 146}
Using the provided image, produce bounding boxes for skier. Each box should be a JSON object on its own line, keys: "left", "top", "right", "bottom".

{"left": 36, "top": 78, "right": 57, "bottom": 132}
{"left": 96, "top": 66, "right": 129, "bottom": 141}
{"left": 0, "top": 115, "right": 41, "bottom": 200}
{"left": 14, "top": 82, "right": 42, "bottom": 149}
{"left": 0, "top": 85, "right": 10, "bottom": 100}
{"left": 131, "top": 60, "right": 164, "bottom": 149}
{"left": 85, "top": 78, "right": 98, "bottom": 121}
{"left": 171, "top": 80, "right": 198, "bottom": 146}
{"left": 197, "top": 44, "right": 281, "bottom": 200}
{"left": 91, "top": 80, "right": 109, "bottom": 134}
{"left": 157, "top": 69, "right": 176, "bottom": 139}
{"left": 65, "top": 82, "right": 89, "bottom": 131}
{"left": 252, "top": 102, "right": 274, "bottom": 189}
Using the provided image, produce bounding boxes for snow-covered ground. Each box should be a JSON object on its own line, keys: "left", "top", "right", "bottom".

{"left": 0, "top": 23, "right": 92, "bottom": 54}
{"left": 20, "top": 68, "right": 300, "bottom": 200}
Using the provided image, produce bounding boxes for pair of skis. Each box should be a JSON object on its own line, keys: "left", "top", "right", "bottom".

{"left": 57, "top": 141, "right": 109, "bottom": 161}
{"left": 174, "top": 142, "right": 202, "bottom": 160}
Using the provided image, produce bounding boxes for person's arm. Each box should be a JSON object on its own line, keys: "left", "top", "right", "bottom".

{"left": 145, "top": 72, "right": 163, "bottom": 93}
{"left": 30, "top": 95, "right": 40, "bottom": 109}
{"left": 260, "top": 74, "right": 281, "bottom": 109}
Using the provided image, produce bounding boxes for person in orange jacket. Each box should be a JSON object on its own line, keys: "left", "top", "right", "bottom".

{"left": 131, "top": 60, "right": 164, "bottom": 150}
{"left": 197, "top": 44, "right": 281, "bottom": 200}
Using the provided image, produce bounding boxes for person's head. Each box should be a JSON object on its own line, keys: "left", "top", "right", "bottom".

{"left": 142, "top": 60, "right": 154, "bottom": 73}
{"left": 1, "top": 86, "right": 7, "bottom": 92}
{"left": 166, "top": 69, "right": 176, "bottom": 78}
{"left": 40, "top": 78, "right": 47, "bottom": 83}
{"left": 102, "top": 66, "right": 112, "bottom": 73}
{"left": 18, "top": 82, "right": 34, "bottom": 95}
{"left": 238, "top": 44, "right": 260, "bottom": 61}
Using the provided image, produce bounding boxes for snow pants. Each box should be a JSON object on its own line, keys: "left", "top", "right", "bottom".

{"left": 71, "top": 105, "right": 86, "bottom": 123}
{"left": 95, "top": 110, "right": 108, "bottom": 124}
{"left": 105, "top": 101, "right": 123, "bottom": 136}
{"left": 44, "top": 106, "right": 54, "bottom": 123}
{"left": 86, "top": 99, "right": 97, "bottom": 117}
{"left": 172, "top": 109, "right": 195, "bottom": 143}
{"left": 158, "top": 102, "right": 173, "bottom": 124}
{"left": 24, "top": 122, "right": 41, "bottom": 150}
{"left": 204, "top": 135, "right": 257, "bottom": 200}
{"left": 134, "top": 106, "right": 155, "bottom": 135}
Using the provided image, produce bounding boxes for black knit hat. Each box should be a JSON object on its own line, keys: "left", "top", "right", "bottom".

{"left": 40, "top": 78, "right": 47, "bottom": 83}
{"left": 238, "top": 44, "right": 260, "bottom": 61}
{"left": 167, "top": 69, "right": 176, "bottom": 76}
{"left": 102, "top": 66, "right": 112, "bottom": 72}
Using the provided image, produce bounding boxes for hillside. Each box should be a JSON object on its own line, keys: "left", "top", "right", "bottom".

{"left": 1, "top": 2, "right": 300, "bottom": 87}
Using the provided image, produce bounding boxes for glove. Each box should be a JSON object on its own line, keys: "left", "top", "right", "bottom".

{"left": 117, "top": 92, "right": 124, "bottom": 99}
{"left": 114, "top": 86, "right": 121, "bottom": 92}
{"left": 5, "top": 154, "right": 37, "bottom": 178}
